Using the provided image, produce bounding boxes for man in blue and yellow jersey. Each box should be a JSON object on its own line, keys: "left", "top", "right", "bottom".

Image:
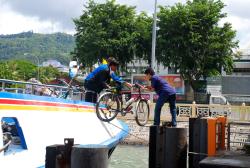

{"left": 84, "top": 57, "right": 132, "bottom": 103}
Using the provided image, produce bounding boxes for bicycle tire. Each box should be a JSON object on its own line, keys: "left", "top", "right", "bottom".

{"left": 96, "top": 92, "right": 120, "bottom": 122}
{"left": 135, "top": 99, "right": 150, "bottom": 126}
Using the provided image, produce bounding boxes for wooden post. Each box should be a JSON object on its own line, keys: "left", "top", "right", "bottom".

{"left": 45, "top": 138, "right": 74, "bottom": 168}
{"left": 191, "top": 101, "right": 196, "bottom": 117}
{"left": 207, "top": 118, "right": 217, "bottom": 156}
{"left": 149, "top": 126, "right": 187, "bottom": 168}
{"left": 189, "top": 118, "right": 207, "bottom": 168}
{"left": 71, "top": 145, "right": 109, "bottom": 168}
{"left": 217, "top": 116, "right": 227, "bottom": 150}
{"left": 240, "top": 103, "right": 246, "bottom": 121}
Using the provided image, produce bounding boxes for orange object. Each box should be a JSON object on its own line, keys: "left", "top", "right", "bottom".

{"left": 207, "top": 118, "right": 217, "bottom": 156}
{"left": 217, "top": 116, "right": 227, "bottom": 150}
{"left": 207, "top": 116, "right": 227, "bottom": 156}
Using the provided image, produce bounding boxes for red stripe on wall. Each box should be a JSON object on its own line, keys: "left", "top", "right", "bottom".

{"left": 0, "top": 99, "right": 94, "bottom": 109}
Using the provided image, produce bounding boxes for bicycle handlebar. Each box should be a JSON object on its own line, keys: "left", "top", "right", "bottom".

{"left": 103, "top": 83, "right": 145, "bottom": 93}
{"left": 103, "top": 87, "right": 117, "bottom": 92}
{"left": 58, "top": 79, "right": 70, "bottom": 87}
{"left": 133, "top": 83, "right": 144, "bottom": 89}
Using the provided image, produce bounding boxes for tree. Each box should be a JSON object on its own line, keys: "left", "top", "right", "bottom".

{"left": 0, "top": 62, "right": 13, "bottom": 79}
{"left": 0, "top": 60, "right": 62, "bottom": 84}
{"left": 157, "top": 0, "right": 238, "bottom": 91}
{"left": 73, "top": 0, "right": 139, "bottom": 69}
{"left": 134, "top": 12, "right": 153, "bottom": 64}
{"left": 39, "top": 66, "right": 61, "bottom": 83}
{"left": 7, "top": 60, "right": 37, "bottom": 81}
{"left": 0, "top": 31, "right": 74, "bottom": 65}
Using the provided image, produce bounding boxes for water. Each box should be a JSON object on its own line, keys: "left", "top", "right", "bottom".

{"left": 109, "top": 145, "right": 148, "bottom": 168}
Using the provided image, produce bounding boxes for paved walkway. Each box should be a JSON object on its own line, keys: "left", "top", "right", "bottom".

{"left": 119, "top": 115, "right": 189, "bottom": 145}
{"left": 119, "top": 115, "right": 250, "bottom": 152}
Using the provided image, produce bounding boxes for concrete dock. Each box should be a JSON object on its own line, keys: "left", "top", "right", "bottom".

{"left": 119, "top": 115, "right": 189, "bottom": 145}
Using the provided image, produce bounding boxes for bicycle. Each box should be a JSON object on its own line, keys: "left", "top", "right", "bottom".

{"left": 95, "top": 83, "right": 150, "bottom": 126}
{"left": 42, "top": 78, "right": 85, "bottom": 100}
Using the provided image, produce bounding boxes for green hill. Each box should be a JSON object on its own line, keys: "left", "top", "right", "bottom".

{"left": 0, "top": 31, "right": 75, "bottom": 65}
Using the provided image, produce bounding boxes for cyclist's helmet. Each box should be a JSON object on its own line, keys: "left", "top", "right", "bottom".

{"left": 107, "top": 57, "right": 119, "bottom": 66}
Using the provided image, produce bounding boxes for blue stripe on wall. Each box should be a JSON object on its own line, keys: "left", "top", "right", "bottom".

{"left": 0, "top": 92, "right": 93, "bottom": 106}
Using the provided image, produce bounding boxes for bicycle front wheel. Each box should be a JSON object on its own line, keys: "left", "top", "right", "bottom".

{"left": 96, "top": 92, "right": 120, "bottom": 122}
{"left": 135, "top": 99, "right": 150, "bottom": 126}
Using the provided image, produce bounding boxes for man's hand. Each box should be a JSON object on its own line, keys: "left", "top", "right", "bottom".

{"left": 104, "top": 83, "right": 111, "bottom": 89}
{"left": 135, "top": 83, "right": 145, "bottom": 90}
{"left": 125, "top": 82, "right": 133, "bottom": 88}
{"left": 144, "top": 85, "right": 154, "bottom": 91}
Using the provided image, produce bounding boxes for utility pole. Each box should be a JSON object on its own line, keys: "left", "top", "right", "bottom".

{"left": 34, "top": 55, "right": 40, "bottom": 81}
{"left": 151, "top": 0, "right": 158, "bottom": 70}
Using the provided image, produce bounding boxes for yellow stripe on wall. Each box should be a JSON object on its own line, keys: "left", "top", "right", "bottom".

{"left": 0, "top": 104, "right": 95, "bottom": 113}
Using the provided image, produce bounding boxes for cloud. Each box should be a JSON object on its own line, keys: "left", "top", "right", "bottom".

{"left": 221, "top": 0, "right": 250, "bottom": 49}
{"left": 1, "top": 0, "right": 250, "bottom": 48}
{"left": 222, "top": 16, "right": 250, "bottom": 49}
{"left": 0, "top": 3, "right": 70, "bottom": 34}
{"left": 117, "top": 0, "right": 186, "bottom": 13}
{"left": 223, "top": 0, "right": 250, "bottom": 19}
{"left": 0, "top": 0, "right": 84, "bottom": 32}
{"left": 1, "top": 0, "right": 185, "bottom": 28}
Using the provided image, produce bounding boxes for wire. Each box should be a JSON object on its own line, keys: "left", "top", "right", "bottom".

{"left": 0, "top": 140, "right": 12, "bottom": 153}
{"left": 107, "top": 121, "right": 148, "bottom": 143}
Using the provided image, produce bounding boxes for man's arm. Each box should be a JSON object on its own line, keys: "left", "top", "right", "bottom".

{"left": 110, "top": 72, "right": 133, "bottom": 88}
{"left": 110, "top": 72, "right": 124, "bottom": 83}
{"left": 144, "top": 85, "right": 155, "bottom": 92}
{"left": 124, "top": 81, "right": 133, "bottom": 88}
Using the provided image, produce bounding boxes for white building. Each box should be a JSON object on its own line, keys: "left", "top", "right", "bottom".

{"left": 126, "top": 59, "right": 168, "bottom": 75}
{"left": 41, "top": 59, "right": 69, "bottom": 73}
{"left": 232, "top": 49, "right": 250, "bottom": 75}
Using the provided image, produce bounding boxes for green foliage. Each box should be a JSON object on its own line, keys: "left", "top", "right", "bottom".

{"left": 7, "top": 60, "right": 37, "bottom": 81}
{"left": 0, "top": 62, "right": 13, "bottom": 80}
{"left": 0, "top": 60, "right": 37, "bottom": 81}
{"left": 157, "top": 0, "right": 238, "bottom": 91}
{"left": 73, "top": 0, "right": 140, "bottom": 68}
{"left": 39, "top": 66, "right": 61, "bottom": 83}
{"left": 134, "top": 12, "right": 153, "bottom": 64}
{"left": 0, "top": 31, "right": 75, "bottom": 65}
{"left": 0, "top": 60, "right": 62, "bottom": 83}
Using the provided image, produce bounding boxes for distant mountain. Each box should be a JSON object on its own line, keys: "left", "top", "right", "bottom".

{"left": 0, "top": 31, "right": 75, "bottom": 65}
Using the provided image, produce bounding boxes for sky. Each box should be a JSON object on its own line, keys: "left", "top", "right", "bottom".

{"left": 0, "top": 0, "right": 250, "bottom": 49}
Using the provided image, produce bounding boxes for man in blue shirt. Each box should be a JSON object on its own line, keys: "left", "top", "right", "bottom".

{"left": 84, "top": 57, "right": 132, "bottom": 103}
{"left": 144, "top": 67, "right": 177, "bottom": 127}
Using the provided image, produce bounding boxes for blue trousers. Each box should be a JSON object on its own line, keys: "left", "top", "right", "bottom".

{"left": 154, "top": 94, "right": 177, "bottom": 126}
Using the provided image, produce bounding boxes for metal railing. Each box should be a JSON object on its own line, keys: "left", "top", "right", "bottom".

{"left": 177, "top": 103, "right": 250, "bottom": 121}
{"left": 227, "top": 121, "right": 250, "bottom": 150}
{"left": 1, "top": 78, "right": 250, "bottom": 121}
{"left": 0, "top": 79, "right": 85, "bottom": 101}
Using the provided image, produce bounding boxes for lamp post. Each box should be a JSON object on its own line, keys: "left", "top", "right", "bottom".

{"left": 34, "top": 55, "right": 40, "bottom": 81}
{"left": 24, "top": 53, "right": 40, "bottom": 81}
{"left": 151, "top": 0, "right": 158, "bottom": 70}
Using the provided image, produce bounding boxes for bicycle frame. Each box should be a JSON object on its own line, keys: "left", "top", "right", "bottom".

{"left": 133, "top": 83, "right": 144, "bottom": 102}
{"left": 107, "top": 83, "right": 144, "bottom": 115}
{"left": 96, "top": 83, "right": 150, "bottom": 125}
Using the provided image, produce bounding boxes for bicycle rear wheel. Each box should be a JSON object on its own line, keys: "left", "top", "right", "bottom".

{"left": 135, "top": 99, "right": 150, "bottom": 126}
{"left": 96, "top": 92, "right": 120, "bottom": 122}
